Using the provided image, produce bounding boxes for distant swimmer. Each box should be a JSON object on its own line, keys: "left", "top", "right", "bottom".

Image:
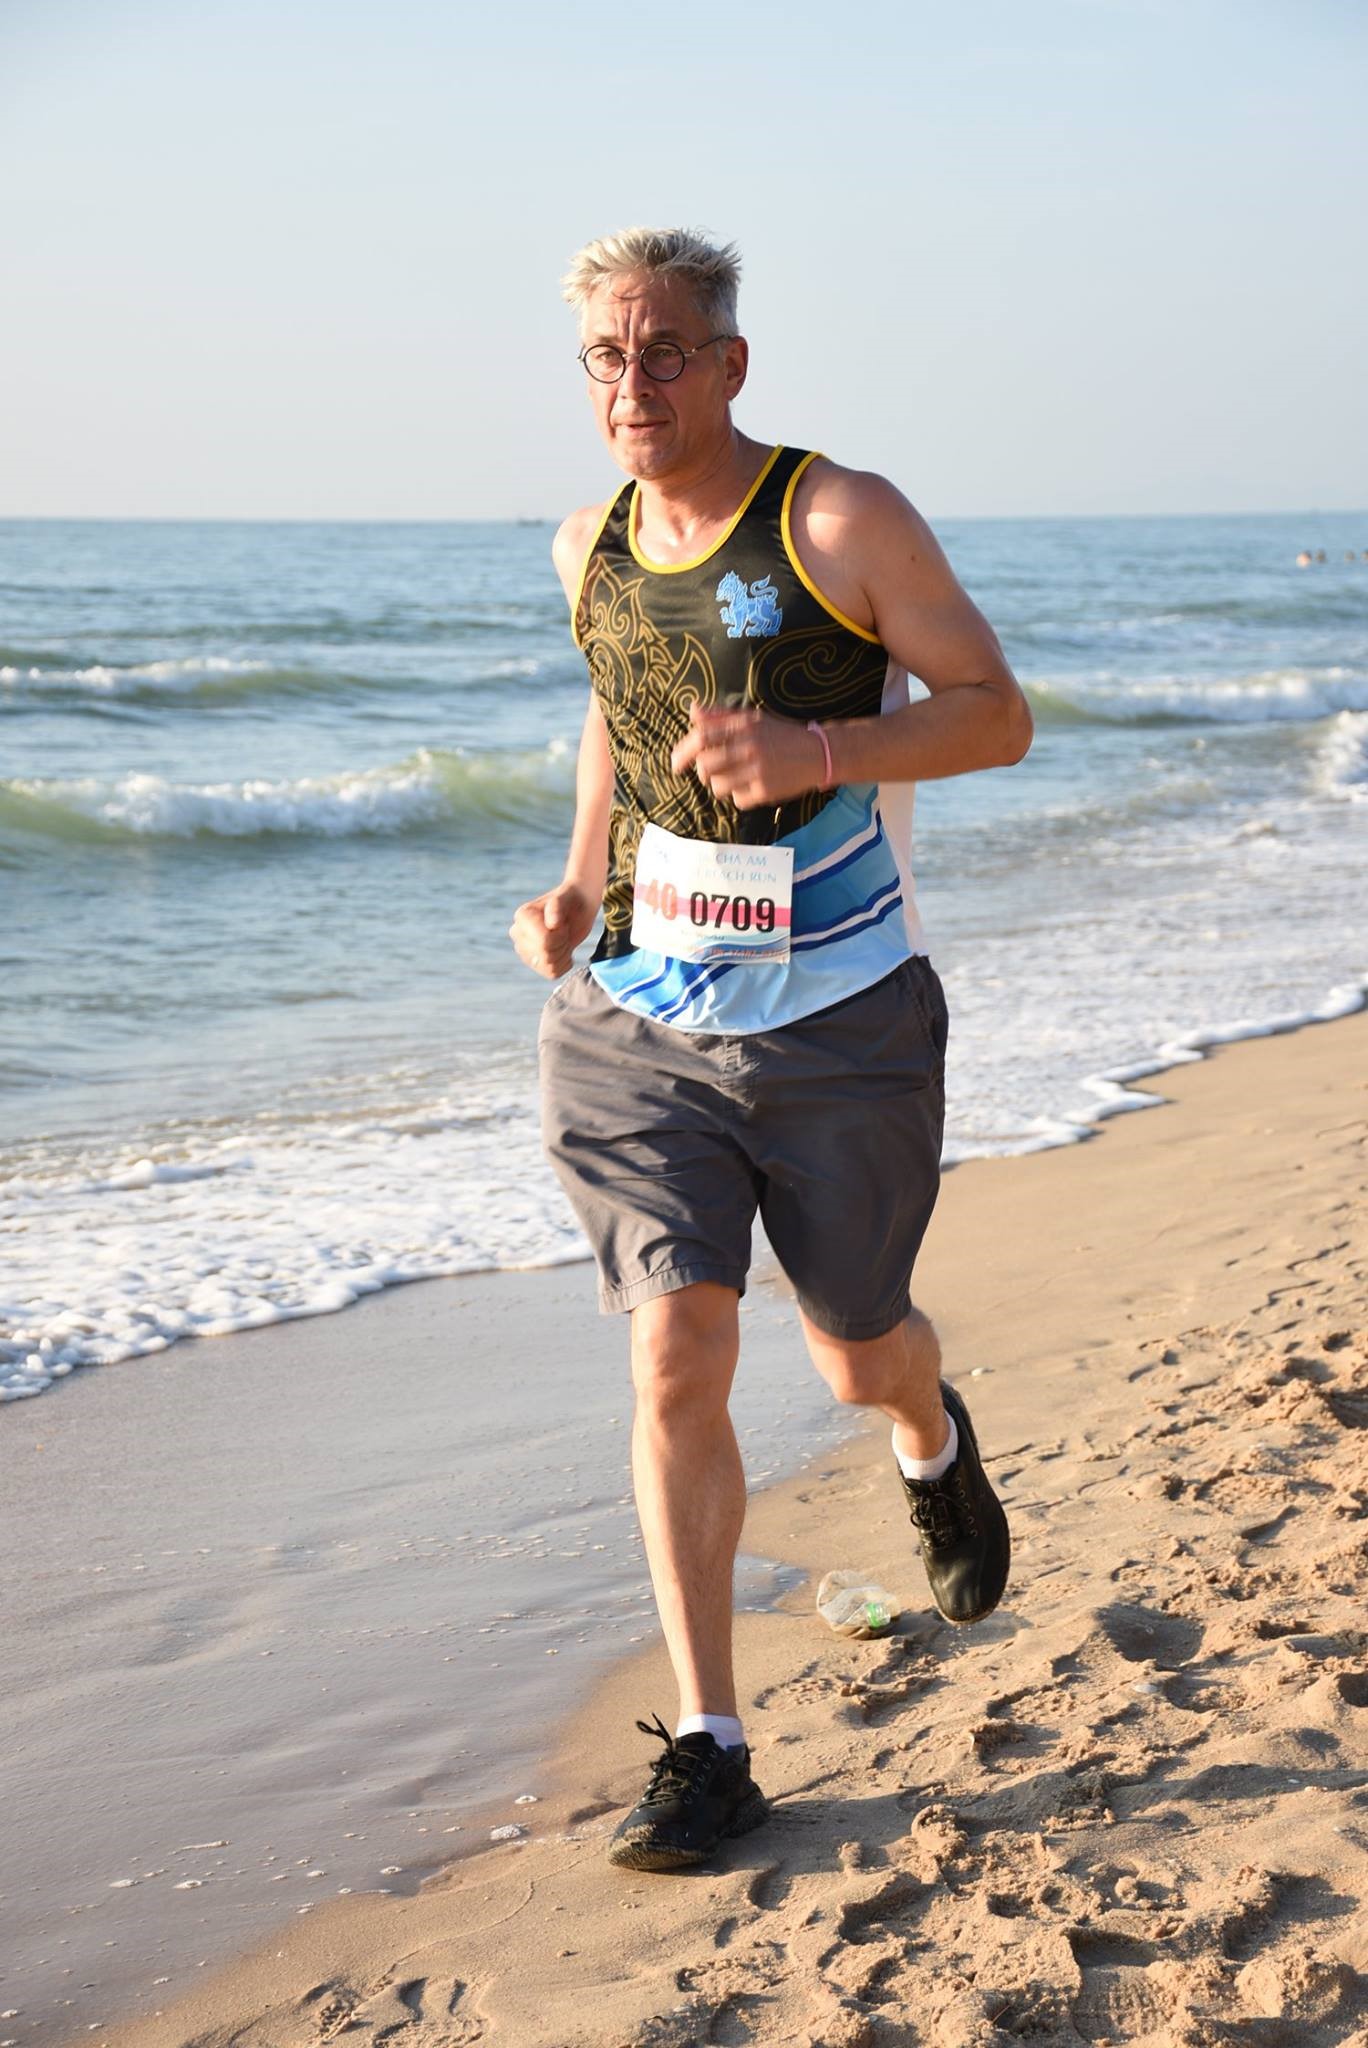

{"left": 1296, "top": 551, "right": 1313, "bottom": 567}
{"left": 1317, "top": 549, "right": 1328, "bottom": 562}
{"left": 510, "top": 226, "right": 1030, "bottom": 1874}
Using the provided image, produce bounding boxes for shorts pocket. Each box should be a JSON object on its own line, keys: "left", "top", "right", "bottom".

{"left": 544, "top": 962, "right": 589, "bottom": 1009}
{"left": 537, "top": 963, "right": 591, "bottom": 1047}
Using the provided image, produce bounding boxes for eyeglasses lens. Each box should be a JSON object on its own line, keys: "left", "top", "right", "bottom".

{"left": 640, "top": 343, "right": 686, "bottom": 380}
{"left": 582, "top": 346, "right": 624, "bottom": 382}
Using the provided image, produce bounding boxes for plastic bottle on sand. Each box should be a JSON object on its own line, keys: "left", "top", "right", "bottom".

{"left": 816, "top": 1568, "right": 899, "bottom": 1638}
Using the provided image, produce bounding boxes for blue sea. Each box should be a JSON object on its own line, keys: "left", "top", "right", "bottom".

{"left": 3, "top": 510, "right": 1367, "bottom": 1401}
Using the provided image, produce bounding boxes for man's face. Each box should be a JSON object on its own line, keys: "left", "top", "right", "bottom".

{"left": 578, "top": 269, "right": 747, "bottom": 482}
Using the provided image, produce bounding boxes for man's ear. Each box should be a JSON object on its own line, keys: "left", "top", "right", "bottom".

{"left": 723, "top": 335, "right": 749, "bottom": 401}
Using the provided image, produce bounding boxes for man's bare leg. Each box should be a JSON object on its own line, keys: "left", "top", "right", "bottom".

{"left": 800, "top": 1302, "right": 948, "bottom": 1459}
{"left": 630, "top": 1282, "right": 745, "bottom": 1719}
{"left": 801, "top": 1301, "right": 1011, "bottom": 1626}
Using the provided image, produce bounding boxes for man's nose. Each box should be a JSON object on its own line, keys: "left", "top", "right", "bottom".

{"left": 618, "top": 354, "right": 656, "bottom": 400}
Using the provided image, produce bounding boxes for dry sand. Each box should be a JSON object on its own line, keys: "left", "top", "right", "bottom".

{"left": 72, "top": 1013, "right": 1368, "bottom": 2045}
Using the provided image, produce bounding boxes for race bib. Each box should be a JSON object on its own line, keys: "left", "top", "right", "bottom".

{"left": 630, "top": 822, "right": 793, "bottom": 965}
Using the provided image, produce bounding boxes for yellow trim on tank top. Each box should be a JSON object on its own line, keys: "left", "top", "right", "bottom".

{"left": 569, "top": 483, "right": 632, "bottom": 648}
{"left": 780, "top": 450, "right": 883, "bottom": 645}
{"left": 627, "top": 443, "right": 784, "bottom": 574}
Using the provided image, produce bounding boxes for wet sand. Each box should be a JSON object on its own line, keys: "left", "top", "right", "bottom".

{"left": 14, "top": 1009, "right": 1368, "bottom": 2048}
{"left": 2, "top": 1248, "right": 854, "bottom": 2039}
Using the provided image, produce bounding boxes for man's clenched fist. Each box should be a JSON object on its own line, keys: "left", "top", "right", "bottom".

{"left": 508, "top": 881, "right": 596, "bottom": 979}
{"left": 670, "top": 701, "right": 832, "bottom": 808}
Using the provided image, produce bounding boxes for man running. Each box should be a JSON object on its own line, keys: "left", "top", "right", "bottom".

{"left": 509, "top": 227, "right": 1032, "bottom": 1873}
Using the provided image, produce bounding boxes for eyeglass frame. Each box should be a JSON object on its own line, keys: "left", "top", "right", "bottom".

{"left": 576, "top": 333, "right": 737, "bottom": 383}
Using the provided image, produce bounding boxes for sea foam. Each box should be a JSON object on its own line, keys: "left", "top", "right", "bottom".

{"left": 2, "top": 742, "right": 574, "bottom": 839}
{"left": 1027, "top": 666, "right": 1368, "bottom": 726}
{"left": 1317, "top": 710, "right": 1368, "bottom": 801}
{"left": 0, "top": 1068, "right": 588, "bottom": 1400}
{"left": 0, "top": 653, "right": 273, "bottom": 695}
{"left": 0, "top": 650, "right": 549, "bottom": 705}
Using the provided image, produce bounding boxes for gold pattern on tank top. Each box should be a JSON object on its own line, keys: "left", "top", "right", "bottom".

{"left": 582, "top": 554, "right": 724, "bottom": 931}
{"left": 579, "top": 553, "right": 843, "bottom": 932}
{"left": 749, "top": 625, "right": 886, "bottom": 721}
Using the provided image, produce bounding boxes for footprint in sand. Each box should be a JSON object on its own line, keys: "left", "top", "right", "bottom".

{"left": 303, "top": 1972, "right": 477, "bottom": 2047}
{"left": 1096, "top": 1599, "right": 1204, "bottom": 1670}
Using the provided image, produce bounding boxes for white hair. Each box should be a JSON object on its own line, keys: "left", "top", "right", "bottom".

{"left": 562, "top": 227, "right": 741, "bottom": 334}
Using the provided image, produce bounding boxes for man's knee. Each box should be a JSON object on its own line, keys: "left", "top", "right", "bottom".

{"left": 809, "top": 1335, "right": 903, "bottom": 1406}
{"left": 802, "top": 1309, "right": 932, "bottom": 1407}
{"left": 630, "top": 1282, "right": 740, "bottom": 1420}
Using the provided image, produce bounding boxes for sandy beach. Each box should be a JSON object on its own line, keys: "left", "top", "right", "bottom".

{"left": 15, "top": 1007, "right": 1368, "bottom": 2048}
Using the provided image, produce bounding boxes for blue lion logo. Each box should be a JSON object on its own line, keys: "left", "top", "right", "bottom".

{"left": 716, "top": 571, "right": 783, "bottom": 639}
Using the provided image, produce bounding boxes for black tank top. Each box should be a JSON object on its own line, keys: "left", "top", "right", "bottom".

{"left": 573, "top": 444, "right": 891, "bottom": 958}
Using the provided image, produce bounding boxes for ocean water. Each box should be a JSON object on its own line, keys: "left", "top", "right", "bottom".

{"left": 3, "top": 510, "right": 1367, "bottom": 1401}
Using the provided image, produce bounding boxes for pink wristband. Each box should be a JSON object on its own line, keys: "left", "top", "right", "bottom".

{"left": 806, "top": 720, "right": 835, "bottom": 790}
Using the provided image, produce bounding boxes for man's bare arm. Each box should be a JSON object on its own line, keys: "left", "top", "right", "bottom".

{"left": 562, "top": 691, "right": 613, "bottom": 902}
{"left": 508, "top": 509, "right": 614, "bottom": 978}
{"left": 670, "top": 464, "right": 1033, "bottom": 805}
{"left": 801, "top": 464, "right": 1032, "bottom": 782}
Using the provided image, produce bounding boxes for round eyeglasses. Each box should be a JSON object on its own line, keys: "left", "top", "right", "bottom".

{"left": 577, "top": 335, "right": 735, "bottom": 384}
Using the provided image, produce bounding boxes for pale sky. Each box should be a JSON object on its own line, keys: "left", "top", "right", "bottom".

{"left": 2, "top": 0, "right": 1364, "bottom": 520}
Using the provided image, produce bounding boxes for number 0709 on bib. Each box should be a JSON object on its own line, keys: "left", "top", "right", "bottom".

{"left": 629, "top": 823, "right": 795, "bottom": 966}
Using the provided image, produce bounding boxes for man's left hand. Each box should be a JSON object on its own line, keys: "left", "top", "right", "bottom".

{"left": 670, "top": 703, "right": 829, "bottom": 809}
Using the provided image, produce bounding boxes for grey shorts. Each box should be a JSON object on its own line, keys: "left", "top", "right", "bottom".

{"left": 538, "top": 954, "right": 948, "bottom": 1340}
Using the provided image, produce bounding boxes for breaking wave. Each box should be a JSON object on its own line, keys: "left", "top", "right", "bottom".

{"left": 0, "top": 650, "right": 544, "bottom": 705}
{"left": 1025, "top": 667, "right": 1368, "bottom": 727}
{"left": 0, "top": 744, "right": 575, "bottom": 842}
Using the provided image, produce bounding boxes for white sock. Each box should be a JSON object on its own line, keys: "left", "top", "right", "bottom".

{"left": 676, "top": 1711, "right": 745, "bottom": 1751}
{"left": 892, "top": 1412, "right": 958, "bottom": 1482}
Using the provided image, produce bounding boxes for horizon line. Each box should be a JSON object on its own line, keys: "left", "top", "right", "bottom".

{"left": 2, "top": 505, "right": 1366, "bottom": 527}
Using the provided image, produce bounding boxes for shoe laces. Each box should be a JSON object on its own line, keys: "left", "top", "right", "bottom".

{"left": 633, "top": 1712, "right": 720, "bottom": 1806}
{"left": 904, "top": 1466, "right": 977, "bottom": 1548}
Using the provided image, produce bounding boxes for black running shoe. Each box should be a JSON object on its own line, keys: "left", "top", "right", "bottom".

{"left": 606, "top": 1713, "right": 769, "bottom": 1872}
{"left": 898, "top": 1380, "right": 1010, "bottom": 1625}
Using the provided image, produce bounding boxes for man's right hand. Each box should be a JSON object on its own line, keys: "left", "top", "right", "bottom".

{"left": 508, "top": 882, "right": 596, "bottom": 979}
